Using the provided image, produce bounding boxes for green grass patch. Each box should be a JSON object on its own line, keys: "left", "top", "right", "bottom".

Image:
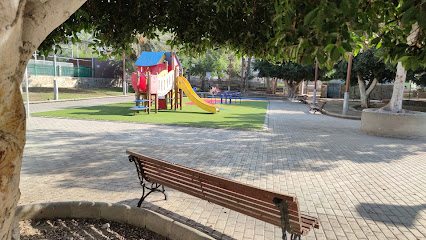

{"left": 23, "top": 87, "right": 126, "bottom": 101}
{"left": 33, "top": 98, "right": 268, "bottom": 130}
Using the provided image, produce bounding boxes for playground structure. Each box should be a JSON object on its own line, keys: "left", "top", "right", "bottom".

{"left": 131, "top": 52, "right": 220, "bottom": 114}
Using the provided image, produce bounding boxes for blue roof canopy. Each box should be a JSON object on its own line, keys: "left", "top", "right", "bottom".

{"left": 135, "top": 52, "right": 165, "bottom": 67}
{"left": 164, "top": 52, "right": 182, "bottom": 68}
{"left": 135, "top": 52, "right": 181, "bottom": 68}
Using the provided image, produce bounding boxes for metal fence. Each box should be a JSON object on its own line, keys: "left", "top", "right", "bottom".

{"left": 27, "top": 63, "right": 93, "bottom": 77}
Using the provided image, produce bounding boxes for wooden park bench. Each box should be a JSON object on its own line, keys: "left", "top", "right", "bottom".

{"left": 295, "top": 95, "right": 308, "bottom": 104}
{"left": 127, "top": 150, "right": 319, "bottom": 239}
{"left": 309, "top": 101, "right": 327, "bottom": 114}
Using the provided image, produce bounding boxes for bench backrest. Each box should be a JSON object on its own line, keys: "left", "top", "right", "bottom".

{"left": 318, "top": 101, "right": 327, "bottom": 108}
{"left": 127, "top": 151, "right": 308, "bottom": 235}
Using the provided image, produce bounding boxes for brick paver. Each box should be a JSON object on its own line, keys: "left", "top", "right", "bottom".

{"left": 19, "top": 98, "right": 426, "bottom": 239}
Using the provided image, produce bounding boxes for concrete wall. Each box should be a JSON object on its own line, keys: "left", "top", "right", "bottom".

{"left": 15, "top": 202, "right": 214, "bottom": 240}
{"left": 349, "top": 85, "right": 394, "bottom": 100}
{"left": 27, "top": 75, "right": 119, "bottom": 88}
{"left": 325, "top": 83, "right": 394, "bottom": 99}
{"left": 361, "top": 109, "right": 426, "bottom": 139}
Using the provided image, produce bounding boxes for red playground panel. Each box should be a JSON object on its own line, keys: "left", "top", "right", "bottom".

{"left": 158, "top": 98, "right": 167, "bottom": 109}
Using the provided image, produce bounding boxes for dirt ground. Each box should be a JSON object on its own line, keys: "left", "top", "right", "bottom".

{"left": 20, "top": 218, "right": 167, "bottom": 240}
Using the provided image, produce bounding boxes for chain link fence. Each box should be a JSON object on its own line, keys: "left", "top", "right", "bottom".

{"left": 27, "top": 63, "right": 93, "bottom": 77}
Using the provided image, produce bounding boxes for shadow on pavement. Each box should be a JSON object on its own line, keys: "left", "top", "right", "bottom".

{"left": 356, "top": 203, "right": 426, "bottom": 227}
{"left": 116, "top": 198, "right": 236, "bottom": 240}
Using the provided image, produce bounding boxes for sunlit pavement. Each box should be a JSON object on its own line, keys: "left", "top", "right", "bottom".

{"left": 20, "top": 98, "right": 426, "bottom": 239}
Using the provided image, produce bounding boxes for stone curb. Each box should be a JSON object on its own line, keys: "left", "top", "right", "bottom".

{"left": 29, "top": 95, "right": 131, "bottom": 104}
{"left": 322, "top": 109, "right": 361, "bottom": 120}
{"left": 263, "top": 100, "right": 271, "bottom": 131}
{"left": 16, "top": 201, "right": 214, "bottom": 240}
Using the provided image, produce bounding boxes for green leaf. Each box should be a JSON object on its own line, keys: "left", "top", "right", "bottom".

{"left": 340, "top": 0, "right": 349, "bottom": 13}
{"left": 342, "top": 42, "right": 352, "bottom": 52}
{"left": 401, "top": 7, "right": 416, "bottom": 24}
{"left": 410, "top": 59, "right": 419, "bottom": 70}
{"left": 317, "top": 53, "right": 327, "bottom": 64}
{"left": 331, "top": 46, "right": 340, "bottom": 62}
{"left": 397, "top": 56, "right": 410, "bottom": 62}
{"left": 376, "top": 41, "right": 382, "bottom": 49}
{"left": 341, "top": 26, "right": 350, "bottom": 40}
{"left": 325, "top": 44, "right": 335, "bottom": 52}
{"left": 399, "top": 0, "right": 415, "bottom": 13}
{"left": 354, "top": 48, "right": 360, "bottom": 56}
{"left": 403, "top": 59, "right": 411, "bottom": 70}
{"left": 315, "top": 9, "right": 325, "bottom": 30}
{"left": 371, "top": 37, "right": 381, "bottom": 45}
{"left": 329, "top": 32, "right": 339, "bottom": 39}
{"left": 337, "top": 46, "right": 346, "bottom": 54}
{"left": 301, "top": 56, "right": 313, "bottom": 65}
{"left": 304, "top": 8, "right": 318, "bottom": 25}
{"left": 418, "top": 8, "right": 426, "bottom": 29}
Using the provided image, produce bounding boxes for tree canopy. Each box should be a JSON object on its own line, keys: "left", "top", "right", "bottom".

{"left": 333, "top": 48, "right": 396, "bottom": 107}
{"left": 407, "top": 68, "right": 426, "bottom": 87}
{"left": 333, "top": 49, "right": 396, "bottom": 86}
{"left": 253, "top": 60, "right": 323, "bottom": 95}
{"left": 180, "top": 49, "right": 229, "bottom": 79}
{"left": 40, "top": 0, "right": 425, "bottom": 71}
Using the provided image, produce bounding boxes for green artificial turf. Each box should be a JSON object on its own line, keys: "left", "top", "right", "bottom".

{"left": 33, "top": 98, "right": 268, "bottom": 130}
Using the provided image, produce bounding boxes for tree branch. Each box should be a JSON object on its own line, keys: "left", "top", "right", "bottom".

{"left": 22, "top": 0, "right": 86, "bottom": 54}
{"left": 0, "top": 0, "right": 26, "bottom": 31}
{"left": 366, "top": 78, "right": 379, "bottom": 96}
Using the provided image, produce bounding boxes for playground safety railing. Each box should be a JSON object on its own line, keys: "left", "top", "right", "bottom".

{"left": 157, "top": 71, "right": 175, "bottom": 97}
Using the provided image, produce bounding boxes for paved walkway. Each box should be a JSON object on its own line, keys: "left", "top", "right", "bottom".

{"left": 20, "top": 97, "right": 426, "bottom": 240}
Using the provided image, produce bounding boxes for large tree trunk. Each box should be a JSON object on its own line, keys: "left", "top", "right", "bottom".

{"left": 381, "top": 62, "right": 407, "bottom": 112}
{"left": 244, "top": 56, "right": 251, "bottom": 92}
{"left": 381, "top": 23, "right": 419, "bottom": 113}
{"left": 283, "top": 79, "right": 288, "bottom": 96}
{"left": 273, "top": 78, "right": 278, "bottom": 94}
{"left": 0, "top": 1, "right": 85, "bottom": 239}
{"left": 240, "top": 57, "right": 245, "bottom": 92}
{"left": 358, "top": 74, "right": 379, "bottom": 108}
{"left": 266, "top": 77, "right": 271, "bottom": 94}
{"left": 286, "top": 80, "right": 303, "bottom": 99}
{"left": 270, "top": 78, "right": 276, "bottom": 94}
{"left": 201, "top": 77, "right": 205, "bottom": 91}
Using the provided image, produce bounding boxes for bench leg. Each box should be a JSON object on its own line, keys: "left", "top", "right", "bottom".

{"left": 273, "top": 198, "right": 291, "bottom": 240}
{"left": 137, "top": 182, "right": 167, "bottom": 207}
{"left": 290, "top": 234, "right": 301, "bottom": 240}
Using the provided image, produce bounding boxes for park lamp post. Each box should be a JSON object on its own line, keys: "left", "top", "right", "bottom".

{"left": 123, "top": 52, "right": 127, "bottom": 95}
{"left": 313, "top": 58, "right": 318, "bottom": 105}
{"left": 53, "top": 45, "right": 59, "bottom": 100}
{"left": 228, "top": 56, "right": 232, "bottom": 91}
{"left": 342, "top": 53, "right": 353, "bottom": 115}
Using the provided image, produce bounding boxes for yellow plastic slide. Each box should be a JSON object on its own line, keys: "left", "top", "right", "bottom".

{"left": 177, "top": 76, "right": 220, "bottom": 113}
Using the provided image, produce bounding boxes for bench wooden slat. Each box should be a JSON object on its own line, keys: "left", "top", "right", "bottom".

{"left": 128, "top": 151, "right": 296, "bottom": 203}
{"left": 143, "top": 159, "right": 305, "bottom": 233}
{"left": 301, "top": 214, "right": 320, "bottom": 229}
{"left": 147, "top": 175, "right": 283, "bottom": 226}
{"left": 143, "top": 170, "right": 307, "bottom": 225}
{"left": 127, "top": 151, "right": 319, "bottom": 237}
{"left": 142, "top": 160, "right": 288, "bottom": 214}
{"left": 142, "top": 159, "right": 305, "bottom": 230}
{"left": 141, "top": 157, "right": 300, "bottom": 215}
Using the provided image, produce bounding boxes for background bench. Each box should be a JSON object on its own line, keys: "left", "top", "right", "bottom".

{"left": 309, "top": 101, "right": 327, "bottom": 114}
{"left": 296, "top": 95, "right": 308, "bottom": 104}
{"left": 127, "top": 150, "right": 319, "bottom": 239}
